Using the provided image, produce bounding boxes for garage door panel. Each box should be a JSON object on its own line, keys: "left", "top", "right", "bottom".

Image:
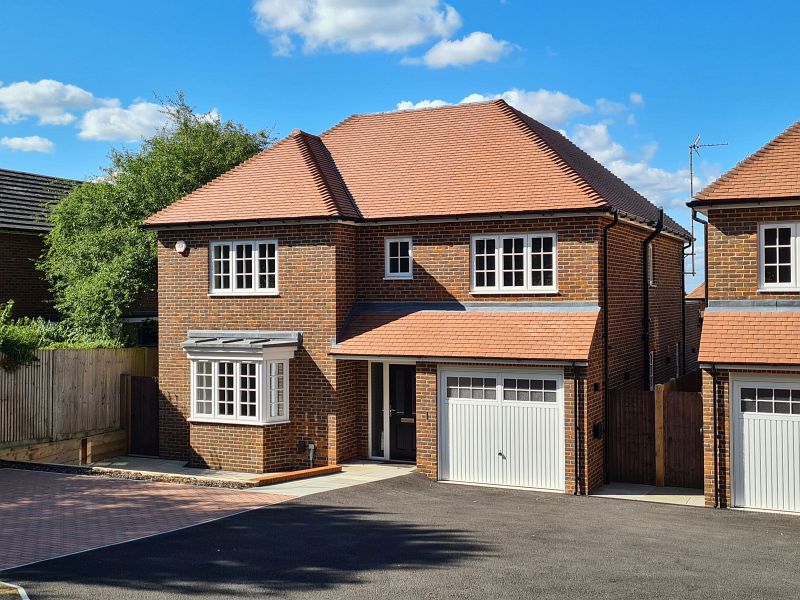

{"left": 441, "top": 400, "right": 500, "bottom": 485}
{"left": 439, "top": 369, "right": 564, "bottom": 491}
{"left": 501, "top": 403, "right": 563, "bottom": 489}
{"left": 733, "top": 378, "right": 800, "bottom": 513}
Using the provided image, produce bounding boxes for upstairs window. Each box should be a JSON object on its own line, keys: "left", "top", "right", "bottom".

{"left": 384, "top": 237, "right": 413, "bottom": 279}
{"left": 760, "top": 224, "right": 796, "bottom": 289}
{"left": 471, "top": 233, "right": 557, "bottom": 293}
{"left": 210, "top": 240, "right": 278, "bottom": 295}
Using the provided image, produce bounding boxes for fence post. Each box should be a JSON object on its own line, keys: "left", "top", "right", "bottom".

{"left": 655, "top": 383, "right": 665, "bottom": 487}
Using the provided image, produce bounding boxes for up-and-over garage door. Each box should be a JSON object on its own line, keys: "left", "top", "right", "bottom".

{"left": 438, "top": 368, "right": 565, "bottom": 491}
{"left": 732, "top": 377, "right": 800, "bottom": 513}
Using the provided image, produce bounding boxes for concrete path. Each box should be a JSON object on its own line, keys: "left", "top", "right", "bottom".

{"left": 592, "top": 482, "right": 706, "bottom": 507}
{"left": 250, "top": 460, "right": 415, "bottom": 496}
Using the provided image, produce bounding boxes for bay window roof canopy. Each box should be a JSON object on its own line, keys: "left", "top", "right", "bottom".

{"left": 182, "top": 330, "right": 300, "bottom": 358}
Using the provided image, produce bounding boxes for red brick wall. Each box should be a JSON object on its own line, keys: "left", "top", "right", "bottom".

{"left": 157, "top": 223, "right": 343, "bottom": 472}
{"left": 684, "top": 300, "right": 703, "bottom": 374}
{"left": 707, "top": 205, "right": 800, "bottom": 300}
{"left": 355, "top": 217, "right": 602, "bottom": 302}
{"left": 0, "top": 231, "right": 52, "bottom": 317}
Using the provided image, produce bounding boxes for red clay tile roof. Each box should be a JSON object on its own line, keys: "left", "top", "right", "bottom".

{"left": 145, "top": 131, "right": 359, "bottom": 226}
{"left": 331, "top": 308, "right": 598, "bottom": 362}
{"left": 699, "top": 311, "right": 800, "bottom": 366}
{"left": 146, "top": 100, "right": 688, "bottom": 237}
{"left": 686, "top": 282, "right": 705, "bottom": 300}
{"left": 694, "top": 121, "right": 800, "bottom": 202}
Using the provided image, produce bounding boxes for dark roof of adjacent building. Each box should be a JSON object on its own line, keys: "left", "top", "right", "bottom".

{"left": 146, "top": 100, "right": 689, "bottom": 238}
{"left": 692, "top": 120, "right": 800, "bottom": 204}
{"left": 0, "top": 168, "right": 80, "bottom": 232}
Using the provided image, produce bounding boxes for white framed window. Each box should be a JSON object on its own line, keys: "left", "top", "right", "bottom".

{"left": 647, "top": 242, "right": 656, "bottom": 287}
{"left": 442, "top": 368, "right": 563, "bottom": 406}
{"left": 190, "top": 358, "right": 289, "bottom": 425}
{"left": 210, "top": 240, "right": 278, "bottom": 295}
{"left": 384, "top": 237, "right": 413, "bottom": 279}
{"left": 738, "top": 384, "right": 800, "bottom": 416}
{"left": 471, "top": 232, "right": 557, "bottom": 293}
{"left": 759, "top": 223, "right": 797, "bottom": 290}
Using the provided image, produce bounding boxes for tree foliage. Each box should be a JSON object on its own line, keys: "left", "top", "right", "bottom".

{"left": 40, "top": 94, "right": 274, "bottom": 338}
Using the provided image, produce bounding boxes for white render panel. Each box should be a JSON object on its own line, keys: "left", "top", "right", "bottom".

{"left": 732, "top": 376, "right": 800, "bottom": 513}
{"left": 438, "top": 368, "right": 565, "bottom": 491}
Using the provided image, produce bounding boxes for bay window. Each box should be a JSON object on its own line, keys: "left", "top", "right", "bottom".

{"left": 190, "top": 358, "right": 289, "bottom": 424}
{"left": 471, "top": 232, "right": 557, "bottom": 293}
{"left": 210, "top": 240, "right": 278, "bottom": 295}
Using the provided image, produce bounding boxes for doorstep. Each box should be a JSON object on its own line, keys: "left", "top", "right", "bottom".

{"left": 591, "top": 482, "right": 705, "bottom": 507}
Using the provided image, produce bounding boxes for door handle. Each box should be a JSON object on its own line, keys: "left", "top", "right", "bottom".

{"left": 498, "top": 451, "right": 506, "bottom": 459}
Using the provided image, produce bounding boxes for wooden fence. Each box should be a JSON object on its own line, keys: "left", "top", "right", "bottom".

{"left": 0, "top": 348, "right": 157, "bottom": 446}
{"left": 608, "top": 372, "right": 703, "bottom": 488}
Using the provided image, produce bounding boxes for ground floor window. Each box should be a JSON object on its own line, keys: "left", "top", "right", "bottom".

{"left": 190, "top": 358, "right": 289, "bottom": 424}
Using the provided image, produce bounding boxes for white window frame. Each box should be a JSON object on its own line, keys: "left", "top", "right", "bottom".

{"left": 209, "top": 239, "right": 279, "bottom": 296}
{"left": 189, "top": 356, "right": 290, "bottom": 425}
{"left": 384, "top": 237, "right": 413, "bottom": 280}
{"left": 470, "top": 232, "right": 557, "bottom": 294}
{"left": 759, "top": 223, "right": 799, "bottom": 291}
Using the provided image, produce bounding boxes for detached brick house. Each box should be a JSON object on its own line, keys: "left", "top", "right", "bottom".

{"left": 145, "top": 100, "right": 689, "bottom": 495}
{"left": 690, "top": 120, "right": 800, "bottom": 512}
{"left": 0, "top": 168, "right": 78, "bottom": 317}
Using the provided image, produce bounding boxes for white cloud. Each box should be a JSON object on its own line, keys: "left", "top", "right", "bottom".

{"left": 411, "top": 32, "right": 511, "bottom": 68}
{"left": 0, "top": 135, "right": 54, "bottom": 153}
{"left": 629, "top": 92, "right": 644, "bottom": 106}
{"left": 571, "top": 123, "right": 626, "bottom": 163}
{"left": 595, "top": 98, "right": 627, "bottom": 115}
{"left": 78, "top": 101, "right": 167, "bottom": 142}
{"left": 0, "top": 79, "right": 101, "bottom": 125}
{"left": 253, "top": 0, "right": 462, "bottom": 54}
{"left": 396, "top": 88, "right": 592, "bottom": 127}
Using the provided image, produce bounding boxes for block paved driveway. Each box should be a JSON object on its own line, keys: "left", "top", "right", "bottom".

{"left": 0, "top": 468, "right": 291, "bottom": 571}
{"left": 4, "top": 472, "right": 800, "bottom": 599}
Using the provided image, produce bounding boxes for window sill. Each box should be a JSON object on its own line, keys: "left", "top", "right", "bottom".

{"left": 470, "top": 288, "right": 559, "bottom": 295}
{"left": 208, "top": 291, "right": 280, "bottom": 298}
{"left": 757, "top": 287, "right": 800, "bottom": 293}
{"left": 188, "top": 417, "right": 290, "bottom": 426}
{"left": 383, "top": 276, "right": 413, "bottom": 281}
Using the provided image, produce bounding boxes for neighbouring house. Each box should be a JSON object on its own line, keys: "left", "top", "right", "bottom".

{"left": 145, "top": 100, "right": 690, "bottom": 495}
{"left": 0, "top": 168, "right": 78, "bottom": 317}
{"left": 684, "top": 283, "right": 705, "bottom": 374}
{"left": 690, "top": 120, "right": 800, "bottom": 512}
{"left": 0, "top": 167, "right": 158, "bottom": 343}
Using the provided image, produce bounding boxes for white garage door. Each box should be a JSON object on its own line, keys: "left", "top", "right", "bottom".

{"left": 732, "top": 377, "right": 800, "bottom": 512}
{"left": 438, "top": 368, "right": 565, "bottom": 491}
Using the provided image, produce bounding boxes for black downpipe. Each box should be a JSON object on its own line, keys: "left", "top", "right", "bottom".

{"left": 602, "top": 211, "right": 619, "bottom": 484}
{"left": 572, "top": 361, "right": 580, "bottom": 495}
{"left": 710, "top": 364, "right": 719, "bottom": 508}
{"left": 642, "top": 209, "right": 664, "bottom": 390}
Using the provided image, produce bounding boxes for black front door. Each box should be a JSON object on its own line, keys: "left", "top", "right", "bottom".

{"left": 389, "top": 364, "right": 416, "bottom": 461}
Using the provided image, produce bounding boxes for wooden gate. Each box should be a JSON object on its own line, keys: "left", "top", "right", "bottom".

{"left": 127, "top": 375, "right": 159, "bottom": 457}
{"left": 663, "top": 390, "right": 703, "bottom": 488}
{"left": 607, "top": 389, "right": 655, "bottom": 485}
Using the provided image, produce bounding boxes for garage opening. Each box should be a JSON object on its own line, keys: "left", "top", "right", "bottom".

{"left": 438, "top": 368, "right": 565, "bottom": 491}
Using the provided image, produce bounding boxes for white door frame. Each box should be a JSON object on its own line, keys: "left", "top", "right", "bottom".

{"left": 730, "top": 372, "right": 800, "bottom": 510}
{"left": 368, "top": 359, "right": 416, "bottom": 461}
{"left": 437, "top": 365, "right": 566, "bottom": 491}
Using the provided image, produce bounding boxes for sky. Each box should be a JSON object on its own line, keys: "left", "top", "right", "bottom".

{"left": 2, "top": 1, "right": 799, "bottom": 290}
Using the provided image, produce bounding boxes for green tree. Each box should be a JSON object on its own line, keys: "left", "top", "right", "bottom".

{"left": 40, "top": 94, "right": 274, "bottom": 339}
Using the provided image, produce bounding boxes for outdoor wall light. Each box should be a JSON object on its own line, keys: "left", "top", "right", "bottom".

{"left": 174, "top": 240, "right": 187, "bottom": 254}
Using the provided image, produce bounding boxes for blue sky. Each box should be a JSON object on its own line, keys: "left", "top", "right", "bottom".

{"left": 2, "top": 1, "right": 798, "bottom": 289}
